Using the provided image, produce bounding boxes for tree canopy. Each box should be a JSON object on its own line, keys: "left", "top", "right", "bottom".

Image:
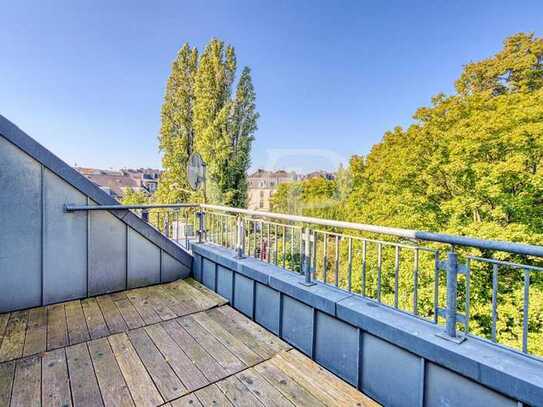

{"left": 156, "top": 39, "right": 258, "bottom": 207}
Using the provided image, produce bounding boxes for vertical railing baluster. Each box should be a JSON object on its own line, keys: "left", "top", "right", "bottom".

{"left": 465, "top": 259, "right": 471, "bottom": 333}
{"left": 334, "top": 235, "right": 340, "bottom": 287}
{"left": 253, "top": 222, "right": 257, "bottom": 258}
{"left": 362, "top": 240, "right": 367, "bottom": 296}
{"left": 433, "top": 250, "right": 440, "bottom": 324}
{"left": 299, "top": 228, "right": 303, "bottom": 273}
{"left": 377, "top": 243, "right": 382, "bottom": 302}
{"left": 347, "top": 237, "right": 353, "bottom": 292}
{"left": 394, "top": 246, "right": 400, "bottom": 308}
{"left": 274, "top": 224, "right": 278, "bottom": 265}
{"left": 290, "top": 227, "right": 294, "bottom": 271}
{"left": 492, "top": 263, "right": 498, "bottom": 342}
{"left": 282, "top": 225, "right": 287, "bottom": 268}
{"left": 523, "top": 269, "right": 530, "bottom": 354}
{"left": 323, "top": 233, "right": 328, "bottom": 284}
{"left": 413, "top": 248, "right": 419, "bottom": 315}
{"left": 267, "top": 223, "right": 271, "bottom": 263}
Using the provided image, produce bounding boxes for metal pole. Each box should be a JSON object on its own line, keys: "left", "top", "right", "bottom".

{"left": 446, "top": 251, "right": 458, "bottom": 338}
{"left": 235, "top": 216, "right": 245, "bottom": 259}
{"left": 300, "top": 228, "right": 315, "bottom": 286}
{"left": 197, "top": 211, "right": 205, "bottom": 243}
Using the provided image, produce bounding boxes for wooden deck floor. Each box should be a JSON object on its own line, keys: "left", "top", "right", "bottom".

{"left": 0, "top": 279, "right": 378, "bottom": 406}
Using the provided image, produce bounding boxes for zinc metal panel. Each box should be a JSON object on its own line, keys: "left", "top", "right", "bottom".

{"left": 42, "top": 169, "right": 88, "bottom": 304}
{"left": 127, "top": 227, "right": 160, "bottom": 288}
{"left": 0, "top": 136, "right": 42, "bottom": 311}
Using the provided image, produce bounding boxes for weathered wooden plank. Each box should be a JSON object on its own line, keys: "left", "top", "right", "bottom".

{"left": 280, "top": 350, "right": 379, "bottom": 406}
{"left": 144, "top": 324, "right": 208, "bottom": 391}
{"left": 81, "top": 298, "right": 109, "bottom": 340}
{"left": 171, "top": 280, "right": 216, "bottom": 311}
{"left": 236, "top": 368, "right": 294, "bottom": 407}
{"left": 66, "top": 343, "right": 104, "bottom": 407}
{"left": 10, "top": 356, "right": 41, "bottom": 407}
{"left": 125, "top": 289, "right": 161, "bottom": 325}
{"left": 65, "top": 301, "right": 91, "bottom": 345}
{"left": 169, "top": 393, "right": 203, "bottom": 407}
{"left": 184, "top": 278, "right": 228, "bottom": 307}
{"left": 47, "top": 304, "right": 68, "bottom": 350}
{"left": 216, "top": 375, "right": 265, "bottom": 407}
{"left": 216, "top": 306, "right": 290, "bottom": 355}
{"left": 192, "top": 312, "right": 261, "bottom": 367}
{"left": 88, "top": 337, "right": 135, "bottom": 407}
{"left": 207, "top": 308, "right": 276, "bottom": 359}
{"left": 0, "top": 310, "right": 29, "bottom": 362}
{"left": 109, "top": 291, "right": 128, "bottom": 302}
{"left": 178, "top": 315, "right": 245, "bottom": 375}
{"left": 0, "top": 361, "right": 15, "bottom": 407}
{"left": 108, "top": 333, "right": 163, "bottom": 406}
{"left": 23, "top": 307, "right": 47, "bottom": 357}
{"left": 162, "top": 282, "right": 202, "bottom": 315}
{"left": 254, "top": 360, "right": 326, "bottom": 407}
{"left": 150, "top": 286, "right": 188, "bottom": 319}
{"left": 115, "top": 299, "right": 145, "bottom": 330}
{"left": 144, "top": 287, "right": 178, "bottom": 321}
{"left": 158, "top": 286, "right": 196, "bottom": 317}
{"left": 161, "top": 319, "right": 227, "bottom": 382}
{"left": 127, "top": 328, "right": 186, "bottom": 400}
{"left": 194, "top": 384, "right": 234, "bottom": 406}
{"left": 0, "top": 314, "right": 10, "bottom": 349}
{"left": 42, "top": 348, "right": 72, "bottom": 407}
{"left": 270, "top": 353, "right": 343, "bottom": 406}
{"left": 96, "top": 295, "right": 128, "bottom": 334}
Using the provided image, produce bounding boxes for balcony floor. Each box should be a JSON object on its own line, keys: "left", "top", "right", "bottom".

{"left": 0, "top": 278, "right": 378, "bottom": 406}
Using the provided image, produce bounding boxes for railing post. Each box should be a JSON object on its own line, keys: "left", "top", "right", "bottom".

{"left": 437, "top": 249, "right": 465, "bottom": 343}
{"left": 300, "top": 227, "right": 316, "bottom": 286}
{"left": 234, "top": 216, "right": 245, "bottom": 259}
{"left": 197, "top": 210, "right": 205, "bottom": 243}
{"left": 446, "top": 251, "right": 458, "bottom": 338}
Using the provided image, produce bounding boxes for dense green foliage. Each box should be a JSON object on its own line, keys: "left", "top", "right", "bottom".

{"left": 270, "top": 33, "right": 543, "bottom": 355}
{"left": 156, "top": 39, "right": 258, "bottom": 207}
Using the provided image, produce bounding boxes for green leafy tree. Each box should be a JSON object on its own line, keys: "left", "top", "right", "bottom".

{"left": 157, "top": 39, "right": 258, "bottom": 207}
{"left": 121, "top": 188, "right": 148, "bottom": 205}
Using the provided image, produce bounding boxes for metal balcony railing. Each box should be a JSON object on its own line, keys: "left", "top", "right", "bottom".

{"left": 65, "top": 203, "right": 543, "bottom": 360}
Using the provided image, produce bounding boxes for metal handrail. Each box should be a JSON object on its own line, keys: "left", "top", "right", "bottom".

{"left": 66, "top": 203, "right": 543, "bottom": 257}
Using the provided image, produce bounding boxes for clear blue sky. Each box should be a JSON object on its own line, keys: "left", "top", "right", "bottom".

{"left": 1, "top": 1, "right": 542, "bottom": 172}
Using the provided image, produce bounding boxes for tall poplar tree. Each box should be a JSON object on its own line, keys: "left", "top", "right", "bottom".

{"left": 155, "top": 43, "right": 198, "bottom": 203}
{"left": 157, "top": 38, "right": 258, "bottom": 207}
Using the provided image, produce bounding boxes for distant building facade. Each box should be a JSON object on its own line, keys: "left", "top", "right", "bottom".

{"left": 247, "top": 169, "right": 299, "bottom": 210}
{"left": 75, "top": 167, "right": 161, "bottom": 200}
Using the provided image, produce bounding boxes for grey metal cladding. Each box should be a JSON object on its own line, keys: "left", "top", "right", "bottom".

{"left": 0, "top": 115, "right": 191, "bottom": 267}
{"left": 43, "top": 169, "right": 87, "bottom": 304}
{"left": 88, "top": 209, "right": 127, "bottom": 295}
{"left": 0, "top": 136, "right": 42, "bottom": 311}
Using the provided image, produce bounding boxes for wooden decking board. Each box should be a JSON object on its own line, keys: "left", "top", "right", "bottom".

{"left": 178, "top": 315, "right": 246, "bottom": 375}
{"left": 191, "top": 312, "right": 262, "bottom": 367}
{"left": 216, "top": 375, "right": 265, "bottom": 406}
{"left": 144, "top": 324, "right": 208, "bottom": 392}
{"left": 96, "top": 295, "right": 128, "bottom": 334}
{"left": 47, "top": 303, "right": 68, "bottom": 350}
{"left": 254, "top": 359, "right": 327, "bottom": 407}
{"left": 184, "top": 278, "right": 228, "bottom": 307}
{"left": 87, "top": 337, "right": 135, "bottom": 407}
{"left": 127, "top": 328, "right": 187, "bottom": 400}
{"left": 168, "top": 393, "right": 203, "bottom": 407}
{"left": 0, "top": 280, "right": 378, "bottom": 407}
{"left": 10, "top": 355, "right": 41, "bottom": 407}
{"left": 81, "top": 298, "right": 109, "bottom": 340}
{"left": 125, "top": 289, "right": 162, "bottom": 325}
{"left": 236, "top": 368, "right": 295, "bottom": 407}
{"left": 0, "top": 311, "right": 29, "bottom": 363}
{"left": 115, "top": 299, "right": 145, "bottom": 330}
{"left": 66, "top": 343, "right": 104, "bottom": 407}
{"left": 0, "top": 361, "right": 15, "bottom": 407}
{"left": 23, "top": 307, "right": 47, "bottom": 357}
{"left": 108, "top": 333, "right": 163, "bottom": 406}
{"left": 42, "top": 348, "right": 72, "bottom": 407}
{"left": 65, "top": 301, "right": 91, "bottom": 345}
{"left": 194, "top": 384, "right": 234, "bottom": 406}
{"left": 161, "top": 319, "right": 228, "bottom": 383}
